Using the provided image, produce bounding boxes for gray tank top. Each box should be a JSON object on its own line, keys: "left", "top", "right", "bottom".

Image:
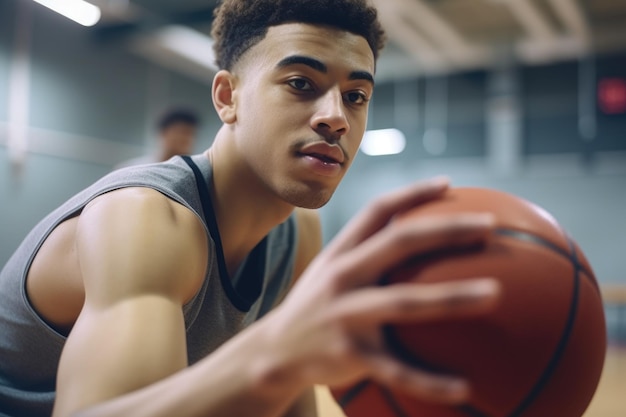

{"left": 0, "top": 154, "right": 298, "bottom": 417}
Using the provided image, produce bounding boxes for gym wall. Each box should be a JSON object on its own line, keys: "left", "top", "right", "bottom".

{"left": 0, "top": 0, "right": 220, "bottom": 264}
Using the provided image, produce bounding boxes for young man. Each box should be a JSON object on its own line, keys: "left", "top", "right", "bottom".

{"left": 114, "top": 107, "right": 201, "bottom": 169}
{"left": 0, "top": 1, "right": 500, "bottom": 416}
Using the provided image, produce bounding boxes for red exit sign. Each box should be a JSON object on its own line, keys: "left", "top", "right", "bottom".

{"left": 598, "top": 78, "right": 626, "bottom": 114}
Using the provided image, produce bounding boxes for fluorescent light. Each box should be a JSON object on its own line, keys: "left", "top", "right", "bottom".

{"left": 33, "top": 0, "right": 101, "bottom": 27}
{"left": 153, "top": 26, "right": 218, "bottom": 71}
{"left": 129, "top": 25, "right": 218, "bottom": 85}
{"left": 360, "top": 128, "right": 406, "bottom": 156}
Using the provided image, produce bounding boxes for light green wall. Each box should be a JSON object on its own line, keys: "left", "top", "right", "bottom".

{"left": 0, "top": 0, "right": 220, "bottom": 265}
{"left": 28, "top": 4, "right": 149, "bottom": 145}
{"left": 0, "top": 147, "right": 111, "bottom": 263}
{"left": 0, "top": 0, "right": 14, "bottom": 122}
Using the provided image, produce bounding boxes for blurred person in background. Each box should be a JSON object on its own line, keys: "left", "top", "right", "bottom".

{"left": 114, "top": 107, "right": 201, "bottom": 169}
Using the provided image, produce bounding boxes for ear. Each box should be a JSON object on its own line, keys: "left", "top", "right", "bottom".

{"left": 212, "top": 70, "right": 238, "bottom": 124}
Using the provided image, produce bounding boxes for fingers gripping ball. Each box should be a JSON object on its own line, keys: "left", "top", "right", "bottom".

{"left": 332, "top": 187, "right": 607, "bottom": 417}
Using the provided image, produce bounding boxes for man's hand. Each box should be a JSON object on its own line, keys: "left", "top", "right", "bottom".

{"left": 257, "top": 177, "right": 500, "bottom": 405}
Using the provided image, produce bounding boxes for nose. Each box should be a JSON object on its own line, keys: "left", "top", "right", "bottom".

{"left": 311, "top": 88, "right": 350, "bottom": 139}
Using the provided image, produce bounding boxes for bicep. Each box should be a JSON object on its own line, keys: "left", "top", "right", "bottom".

{"left": 54, "top": 295, "right": 187, "bottom": 416}
{"left": 74, "top": 189, "right": 206, "bottom": 305}
{"left": 53, "top": 189, "right": 207, "bottom": 416}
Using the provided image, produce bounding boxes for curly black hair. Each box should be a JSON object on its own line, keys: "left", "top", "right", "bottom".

{"left": 211, "top": 0, "right": 386, "bottom": 70}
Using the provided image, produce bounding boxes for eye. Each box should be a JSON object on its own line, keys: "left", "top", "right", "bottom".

{"left": 345, "top": 91, "right": 369, "bottom": 105}
{"left": 287, "top": 78, "right": 313, "bottom": 92}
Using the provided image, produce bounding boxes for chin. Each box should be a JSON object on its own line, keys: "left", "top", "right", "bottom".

{"left": 281, "top": 185, "right": 335, "bottom": 209}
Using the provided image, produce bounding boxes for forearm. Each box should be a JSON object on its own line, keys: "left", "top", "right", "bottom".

{"left": 69, "top": 320, "right": 307, "bottom": 417}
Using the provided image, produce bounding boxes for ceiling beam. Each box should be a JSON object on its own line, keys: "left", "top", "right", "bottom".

{"left": 547, "top": 0, "right": 591, "bottom": 49}
{"left": 491, "top": 0, "right": 590, "bottom": 65}
{"left": 371, "top": 0, "right": 489, "bottom": 74}
{"left": 397, "top": 0, "right": 487, "bottom": 66}
{"left": 492, "top": 0, "right": 558, "bottom": 43}
{"left": 374, "top": 1, "right": 448, "bottom": 74}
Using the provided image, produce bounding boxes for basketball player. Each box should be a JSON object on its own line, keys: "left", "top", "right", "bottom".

{"left": 0, "top": 1, "right": 500, "bottom": 416}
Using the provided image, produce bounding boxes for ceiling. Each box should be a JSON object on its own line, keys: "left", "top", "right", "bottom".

{"left": 90, "top": 0, "right": 626, "bottom": 84}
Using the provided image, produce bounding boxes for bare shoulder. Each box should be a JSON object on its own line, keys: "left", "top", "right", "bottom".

{"left": 292, "top": 208, "right": 323, "bottom": 281}
{"left": 53, "top": 187, "right": 208, "bottom": 415}
{"left": 78, "top": 187, "right": 208, "bottom": 305}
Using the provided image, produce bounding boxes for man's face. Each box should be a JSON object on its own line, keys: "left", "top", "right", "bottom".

{"left": 227, "top": 23, "right": 375, "bottom": 209}
{"left": 161, "top": 122, "right": 197, "bottom": 158}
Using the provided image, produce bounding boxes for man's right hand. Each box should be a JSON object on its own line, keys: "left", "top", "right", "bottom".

{"left": 257, "top": 177, "right": 501, "bottom": 404}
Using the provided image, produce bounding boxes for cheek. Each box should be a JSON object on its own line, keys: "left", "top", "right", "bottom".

{"left": 348, "top": 115, "right": 368, "bottom": 147}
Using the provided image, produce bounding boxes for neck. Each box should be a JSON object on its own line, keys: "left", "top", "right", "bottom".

{"left": 204, "top": 128, "right": 294, "bottom": 275}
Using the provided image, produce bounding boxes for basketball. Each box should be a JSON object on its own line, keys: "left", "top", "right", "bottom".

{"left": 332, "top": 187, "right": 607, "bottom": 417}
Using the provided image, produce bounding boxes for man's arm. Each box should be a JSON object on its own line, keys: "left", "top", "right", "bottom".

{"left": 53, "top": 188, "right": 208, "bottom": 416}
{"left": 54, "top": 179, "right": 500, "bottom": 417}
{"left": 53, "top": 188, "right": 314, "bottom": 417}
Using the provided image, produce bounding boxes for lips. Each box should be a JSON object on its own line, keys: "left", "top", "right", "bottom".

{"left": 298, "top": 143, "right": 345, "bottom": 164}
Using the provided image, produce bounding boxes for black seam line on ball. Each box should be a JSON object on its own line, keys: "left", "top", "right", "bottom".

{"left": 458, "top": 404, "right": 493, "bottom": 417}
{"left": 382, "top": 325, "right": 492, "bottom": 417}
{"left": 337, "top": 380, "right": 371, "bottom": 408}
{"left": 495, "top": 227, "right": 599, "bottom": 295}
{"left": 505, "top": 235, "right": 581, "bottom": 417}
{"left": 494, "top": 228, "right": 592, "bottom": 278}
{"left": 382, "top": 233, "right": 583, "bottom": 417}
{"left": 380, "top": 387, "right": 412, "bottom": 417}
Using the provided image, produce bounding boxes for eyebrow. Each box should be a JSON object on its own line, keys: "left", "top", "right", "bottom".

{"left": 350, "top": 71, "right": 375, "bottom": 85}
{"left": 276, "top": 55, "right": 375, "bottom": 86}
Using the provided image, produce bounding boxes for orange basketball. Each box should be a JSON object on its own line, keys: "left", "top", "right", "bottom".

{"left": 332, "top": 187, "right": 607, "bottom": 417}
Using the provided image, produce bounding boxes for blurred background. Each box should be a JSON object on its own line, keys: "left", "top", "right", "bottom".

{"left": 0, "top": 0, "right": 625, "bottom": 415}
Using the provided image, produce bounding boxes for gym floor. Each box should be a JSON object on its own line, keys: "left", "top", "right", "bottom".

{"left": 584, "top": 346, "right": 626, "bottom": 417}
{"left": 315, "top": 346, "right": 626, "bottom": 417}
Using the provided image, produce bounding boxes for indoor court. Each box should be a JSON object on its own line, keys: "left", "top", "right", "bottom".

{"left": 1, "top": 0, "right": 625, "bottom": 416}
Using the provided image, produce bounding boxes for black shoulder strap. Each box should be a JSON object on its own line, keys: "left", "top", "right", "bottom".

{"left": 181, "top": 156, "right": 267, "bottom": 312}
{"left": 181, "top": 156, "right": 254, "bottom": 311}
{"left": 181, "top": 155, "right": 215, "bottom": 227}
